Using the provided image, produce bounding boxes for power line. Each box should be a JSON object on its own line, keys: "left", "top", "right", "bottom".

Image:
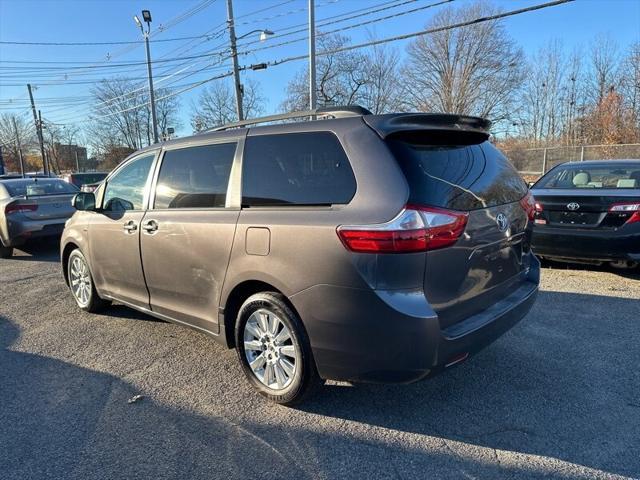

{"left": 0, "top": 0, "right": 219, "bottom": 47}
{"left": 10, "top": 0, "right": 573, "bottom": 125}
{"left": 236, "top": 0, "right": 453, "bottom": 57}
{"left": 54, "top": 0, "right": 574, "bottom": 125}
{"left": 237, "top": 0, "right": 420, "bottom": 49}
{"left": 0, "top": 0, "right": 436, "bottom": 76}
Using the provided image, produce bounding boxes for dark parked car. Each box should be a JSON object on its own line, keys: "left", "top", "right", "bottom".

{"left": 61, "top": 107, "right": 540, "bottom": 404}
{"left": 0, "top": 178, "right": 78, "bottom": 258}
{"left": 531, "top": 160, "right": 640, "bottom": 268}
{"left": 61, "top": 172, "right": 108, "bottom": 190}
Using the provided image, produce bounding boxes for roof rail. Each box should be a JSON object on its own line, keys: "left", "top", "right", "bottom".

{"left": 203, "top": 105, "right": 372, "bottom": 133}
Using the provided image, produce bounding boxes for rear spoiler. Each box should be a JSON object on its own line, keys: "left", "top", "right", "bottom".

{"left": 363, "top": 113, "right": 491, "bottom": 142}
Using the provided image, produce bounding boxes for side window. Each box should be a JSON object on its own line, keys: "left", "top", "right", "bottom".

{"left": 103, "top": 154, "right": 155, "bottom": 212}
{"left": 153, "top": 143, "right": 236, "bottom": 209}
{"left": 242, "top": 132, "right": 356, "bottom": 207}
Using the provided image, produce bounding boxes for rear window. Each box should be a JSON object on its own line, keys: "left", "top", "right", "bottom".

{"left": 154, "top": 143, "right": 236, "bottom": 209}
{"left": 535, "top": 165, "right": 640, "bottom": 189}
{"left": 242, "top": 132, "right": 356, "bottom": 206}
{"left": 387, "top": 139, "right": 527, "bottom": 211}
{"left": 4, "top": 179, "right": 78, "bottom": 197}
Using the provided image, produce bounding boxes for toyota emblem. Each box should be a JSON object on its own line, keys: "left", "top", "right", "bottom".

{"left": 567, "top": 202, "right": 580, "bottom": 211}
{"left": 496, "top": 213, "right": 509, "bottom": 232}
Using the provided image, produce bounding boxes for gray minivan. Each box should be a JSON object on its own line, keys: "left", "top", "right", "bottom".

{"left": 61, "top": 107, "right": 539, "bottom": 405}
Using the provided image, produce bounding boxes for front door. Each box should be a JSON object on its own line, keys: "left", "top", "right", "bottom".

{"left": 140, "top": 141, "right": 239, "bottom": 332}
{"left": 88, "top": 152, "right": 157, "bottom": 308}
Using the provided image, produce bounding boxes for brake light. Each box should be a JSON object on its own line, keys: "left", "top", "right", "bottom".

{"left": 519, "top": 192, "right": 536, "bottom": 221}
{"left": 337, "top": 205, "right": 468, "bottom": 253}
{"left": 609, "top": 202, "right": 640, "bottom": 224}
{"left": 5, "top": 202, "right": 38, "bottom": 215}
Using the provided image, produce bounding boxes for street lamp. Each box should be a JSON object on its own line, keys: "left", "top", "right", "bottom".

{"left": 134, "top": 9, "right": 159, "bottom": 144}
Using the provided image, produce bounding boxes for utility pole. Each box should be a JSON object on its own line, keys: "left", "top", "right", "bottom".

{"left": 144, "top": 35, "right": 159, "bottom": 144}
{"left": 38, "top": 110, "right": 51, "bottom": 174}
{"left": 226, "top": 0, "right": 244, "bottom": 121}
{"left": 134, "top": 11, "right": 159, "bottom": 144}
{"left": 11, "top": 116, "right": 26, "bottom": 177}
{"left": 309, "top": 0, "right": 317, "bottom": 110}
{"left": 75, "top": 150, "right": 80, "bottom": 172}
{"left": 27, "top": 84, "right": 48, "bottom": 176}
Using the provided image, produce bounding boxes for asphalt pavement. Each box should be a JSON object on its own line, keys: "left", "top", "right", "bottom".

{"left": 1, "top": 239, "right": 639, "bottom": 479}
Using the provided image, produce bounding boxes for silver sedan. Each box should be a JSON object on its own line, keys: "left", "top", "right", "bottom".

{"left": 0, "top": 178, "right": 78, "bottom": 258}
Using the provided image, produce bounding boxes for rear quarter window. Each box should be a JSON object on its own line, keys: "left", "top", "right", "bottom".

{"left": 387, "top": 140, "right": 527, "bottom": 211}
{"left": 242, "top": 132, "right": 356, "bottom": 206}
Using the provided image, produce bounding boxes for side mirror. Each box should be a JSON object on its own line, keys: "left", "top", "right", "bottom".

{"left": 72, "top": 192, "right": 96, "bottom": 211}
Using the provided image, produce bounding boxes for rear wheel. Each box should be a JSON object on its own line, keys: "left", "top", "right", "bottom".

{"left": 0, "top": 245, "right": 13, "bottom": 258}
{"left": 235, "top": 292, "right": 320, "bottom": 405}
{"left": 68, "top": 249, "right": 110, "bottom": 312}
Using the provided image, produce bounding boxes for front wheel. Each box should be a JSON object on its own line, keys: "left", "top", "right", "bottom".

{"left": 235, "top": 292, "right": 321, "bottom": 405}
{"left": 68, "top": 249, "right": 110, "bottom": 312}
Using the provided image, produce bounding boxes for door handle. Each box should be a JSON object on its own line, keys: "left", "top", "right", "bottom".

{"left": 141, "top": 219, "right": 158, "bottom": 233}
{"left": 123, "top": 221, "right": 137, "bottom": 233}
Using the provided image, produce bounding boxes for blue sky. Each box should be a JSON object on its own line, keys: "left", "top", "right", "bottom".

{"left": 1, "top": 0, "right": 639, "bottom": 137}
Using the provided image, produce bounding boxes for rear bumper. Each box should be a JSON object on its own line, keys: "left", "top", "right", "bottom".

{"left": 531, "top": 224, "right": 640, "bottom": 262}
{"left": 290, "top": 258, "right": 540, "bottom": 384}
{"left": 2, "top": 219, "right": 67, "bottom": 247}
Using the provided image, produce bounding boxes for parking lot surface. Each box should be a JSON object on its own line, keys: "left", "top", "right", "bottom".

{"left": 1, "top": 240, "right": 639, "bottom": 479}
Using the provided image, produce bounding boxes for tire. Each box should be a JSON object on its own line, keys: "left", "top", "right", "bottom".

{"left": 67, "top": 249, "right": 110, "bottom": 312}
{"left": 0, "top": 245, "right": 13, "bottom": 258}
{"left": 235, "top": 292, "right": 321, "bottom": 405}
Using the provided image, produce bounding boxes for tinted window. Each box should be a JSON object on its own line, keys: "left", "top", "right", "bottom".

{"left": 3, "top": 179, "right": 78, "bottom": 197}
{"left": 154, "top": 143, "right": 236, "bottom": 209}
{"left": 387, "top": 139, "right": 527, "bottom": 211}
{"left": 535, "top": 165, "right": 640, "bottom": 189}
{"left": 103, "top": 154, "right": 155, "bottom": 211}
{"left": 242, "top": 132, "right": 356, "bottom": 206}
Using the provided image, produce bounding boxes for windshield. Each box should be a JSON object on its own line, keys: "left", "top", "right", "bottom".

{"left": 535, "top": 165, "right": 640, "bottom": 189}
{"left": 70, "top": 173, "right": 107, "bottom": 186}
{"left": 4, "top": 179, "right": 79, "bottom": 197}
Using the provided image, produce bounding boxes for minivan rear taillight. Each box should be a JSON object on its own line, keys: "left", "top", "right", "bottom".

{"left": 5, "top": 202, "right": 38, "bottom": 215}
{"left": 337, "top": 205, "right": 468, "bottom": 253}
{"left": 609, "top": 202, "right": 640, "bottom": 224}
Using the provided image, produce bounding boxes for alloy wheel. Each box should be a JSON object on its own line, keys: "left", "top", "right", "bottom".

{"left": 70, "top": 255, "right": 92, "bottom": 307}
{"left": 243, "top": 308, "right": 298, "bottom": 390}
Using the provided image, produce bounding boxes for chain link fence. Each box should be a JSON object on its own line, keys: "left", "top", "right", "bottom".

{"left": 504, "top": 144, "right": 640, "bottom": 182}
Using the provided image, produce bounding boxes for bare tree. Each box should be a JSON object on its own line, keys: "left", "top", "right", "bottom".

{"left": 0, "top": 113, "right": 38, "bottom": 172}
{"left": 361, "top": 40, "right": 402, "bottom": 114}
{"left": 156, "top": 87, "right": 182, "bottom": 138}
{"left": 618, "top": 41, "right": 640, "bottom": 129}
{"left": 401, "top": 1, "right": 524, "bottom": 125}
{"left": 518, "top": 41, "right": 569, "bottom": 144}
{"left": 42, "top": 123, "right": 83, "bottom": 172}
{"left": 190, "top": 78, "right": 264, "bottom": 131}
{"left": 88, "top": 77, "right": 180, "bottom": 155}
{"left": 560, "top": 48, "right": 585, "bottom": 145}
{"left": 281, "top": 34, "right": 369, "bottom": 112}
{"left": 589, "top": 34, "right": 620, "bottom": 106}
